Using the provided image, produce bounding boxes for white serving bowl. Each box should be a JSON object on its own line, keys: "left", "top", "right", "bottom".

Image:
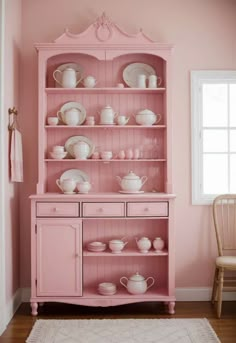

{"left": 87, "top": 241, "right": 107, "bottom": 252}
{"left": 109, "top": 239, "right": 127, "bottom": 253}
{"left": 47, "top": 117, "right": 59, "bottom": 125}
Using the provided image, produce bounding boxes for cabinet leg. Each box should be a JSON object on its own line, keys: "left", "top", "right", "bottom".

{"left": 167, "top": 301, "right": 175, "bottom": 314}
{"left": 31, "top": 302, "right": 38, "bottom": 316}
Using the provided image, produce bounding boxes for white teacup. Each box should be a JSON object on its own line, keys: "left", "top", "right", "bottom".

{"left": 57, "top": 107, "right": 80, "bottom": 126}
{"left": 100, "top": 151, "right": 112, "bottom": 160}
{"left": 52, "top": 145, "right": 65, "bottom": 153}
{"left": 47, "top": 117, "right": 59, "bottom": 125}
{"left": 56, "top": 178, "right": 76, "bottom": 193}
{"left": 117, "top": 115, "right": 129, "bottom": 126}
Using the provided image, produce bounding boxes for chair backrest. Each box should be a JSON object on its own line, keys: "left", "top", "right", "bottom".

{"left": 213, "top": 194, "right": 236, "bottom": 256}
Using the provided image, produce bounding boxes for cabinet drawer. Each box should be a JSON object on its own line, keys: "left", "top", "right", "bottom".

{"left": 127, "top": 202, "right": 168, "bottom": 217}
{"left": 36, "top": 202, "right": 79, "bottom": 217}
{"left": 82, "top": 202, "right": 125, "bottom": 217}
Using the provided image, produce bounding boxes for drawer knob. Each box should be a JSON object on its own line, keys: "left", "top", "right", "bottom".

{"left": 144, "top": 207, "right": 149, "bottom": 212}
{"left": 75, "top": 253, "right": 79, "bottom": 258}
{"left": 53, "top": 207, "right": 59, "bottom": 212}
{"left": 98, "top": 208, "right": 104, "bottom": 213}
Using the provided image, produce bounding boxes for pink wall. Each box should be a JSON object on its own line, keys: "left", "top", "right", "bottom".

{"left": 4, "top": 0, "right": 22, "bottom": 302}
{"left": 20, "top": 0, "right": 236, "bottom": 288}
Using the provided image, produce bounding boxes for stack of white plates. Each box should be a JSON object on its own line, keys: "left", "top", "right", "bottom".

{"left": 87, "top": 241, "right": 106, "bottom": 252}
{"left": 98, "top": 282, "right": 117, "bottom": 295}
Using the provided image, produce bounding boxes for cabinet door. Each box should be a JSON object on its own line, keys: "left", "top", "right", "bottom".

{"left": 36, "top": 218, "right": 82, "bottom": 296}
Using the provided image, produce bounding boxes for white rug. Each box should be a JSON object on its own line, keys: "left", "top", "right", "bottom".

{"left": 26, "top": 318, "right": 220, "bottom": 343}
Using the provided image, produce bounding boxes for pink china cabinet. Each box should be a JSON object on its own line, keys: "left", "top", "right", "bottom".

{"left": 30, "top": 13, "right": 176, "bottom": 316}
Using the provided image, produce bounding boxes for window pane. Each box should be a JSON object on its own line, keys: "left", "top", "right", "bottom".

{"left": 230, "top": 84, "right": 236, "bottom": 126}
{"left": 203, "top": 129, "right": 228, "bottom": 152}
{"left": 203, "top": 154, "right": 228, "bottom": 194}
{"left": 203, "top": 84, "right": 228, "bottom": 127}
{"left": 230, "top": 129, "right": 236, "bottom": 152}
{"left": 230, "top": 155, "right": 236, "bottom": 192}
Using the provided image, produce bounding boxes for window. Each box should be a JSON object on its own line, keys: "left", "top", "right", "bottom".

{"left": 191, "top": 71, "right": 236, "bottom": 204}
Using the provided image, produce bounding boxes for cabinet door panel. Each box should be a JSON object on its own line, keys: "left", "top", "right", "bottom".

{"left": 36, "top": 219, "right": 82, "bottom": 296}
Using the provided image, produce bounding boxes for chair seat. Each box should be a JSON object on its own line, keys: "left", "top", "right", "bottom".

{"left": 216, "top": 256, "right": 236, "bottom": 269}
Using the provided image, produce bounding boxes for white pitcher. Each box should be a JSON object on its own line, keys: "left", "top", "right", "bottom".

{"left": 73, "top": 141, "right": 90, "bottom": 160}
{"left": 53, "top": 67, "right": 82, "bottom": 88}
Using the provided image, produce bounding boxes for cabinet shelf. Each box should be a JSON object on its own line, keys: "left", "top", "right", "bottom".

{"left": 44, "top": 158, "right": 167, "bottom": 162}
{"left": 45, "top": 87, "right": 166, "bottom": 94}
{"left": 84, "top": 287, "right": 168, "bottom": 298}
{"left": 45, "top": 125, "right": 166, "bottom": 129}
{"left": 83, "top": 249, "right": 168, "bottom": 257}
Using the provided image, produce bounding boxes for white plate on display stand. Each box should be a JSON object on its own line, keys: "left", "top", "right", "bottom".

{"left": 119, "top": 190, "right": 144, "bottom": 194}
{"left": 64, "top": 135, "right": 95, "bottom": 158}
{"left": 59, "top": 101, "right": 86, "bottom": 125}
{"left": 55, "top": 63, "right": 83, "bottom": 88}
{"left": 60, "top": 169, "right": 89, "bottom": 183}
{"left": 123, "top": 63, "right": 156, "bottom": 88}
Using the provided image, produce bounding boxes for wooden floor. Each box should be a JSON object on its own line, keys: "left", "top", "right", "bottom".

{"left": 0, "top": 301, "right": 236, "bottom": 342}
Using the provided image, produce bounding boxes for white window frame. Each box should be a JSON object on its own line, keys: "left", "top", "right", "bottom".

{"left": 191, "top": 70, "right": 236, "bottom": 205}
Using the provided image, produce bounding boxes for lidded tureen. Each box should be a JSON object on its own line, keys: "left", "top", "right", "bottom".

{"left": 116, "top": 171, "right": 147, "bottom": 192}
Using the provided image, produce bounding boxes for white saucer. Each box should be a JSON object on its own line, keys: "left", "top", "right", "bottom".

{"left": 99, "top": 123, "right": 116, "bottom": 125}
{"left": 119, "top": 190, "right": 144, "bottom": 194}
{"left": 63, "top": 191, "right": 76, "bottom": 195}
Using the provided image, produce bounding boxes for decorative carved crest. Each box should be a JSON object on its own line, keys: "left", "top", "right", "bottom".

{"left": 51, "top": 12, "right": 160, "bottom": 46}
{"left": 93, "top": 12, "right": 114, "bottom": 41}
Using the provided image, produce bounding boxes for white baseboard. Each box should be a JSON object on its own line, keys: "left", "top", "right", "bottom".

{"left": 0, "top": 288, "right": 22, "bottom": 336}
{"left": 21, "top": 287, "right": 236, "bottom": 302}
{"left": 21, "top": 287, "right": 31, "bottom": 302}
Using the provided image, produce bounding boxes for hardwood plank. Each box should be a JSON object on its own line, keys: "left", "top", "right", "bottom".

{"left": 0, "top": 302, "right": 236, "bottom": 342}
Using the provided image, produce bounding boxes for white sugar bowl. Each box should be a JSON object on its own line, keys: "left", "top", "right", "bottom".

{"left": 77, "top": 181, "right": 91, "bottom": 194}
{"left": 120, "top": 272, "right": 155, "bottom": 295}
{"left": 136, "top": 237, "right": 152, "bottom": 253}
{"left": 109, "top": 239, "right": 128, "bottom": 253}
{"left": 116, "top": 171, "right": 147, "bottom": 192}
{"left": 153, "top": 237, "right": 165, "bottom": 252}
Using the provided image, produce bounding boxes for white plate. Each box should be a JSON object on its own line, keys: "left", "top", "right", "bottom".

{"left": 65, "top": 135, "right": 95, "bottom": 158}
{"left": 54, "top": 63, "right": 83, "bottom": 88}
{"left": 119, "top": 190, "right": 144, "bottom": 194}
{"left": 60, "top": 169, "right": 89, "bottom": 184}
{"left": 59, "top": 102, "right": 86, "bottom": 125}
{"left": 123, "top": 63, "right": 156, "bottom": 88}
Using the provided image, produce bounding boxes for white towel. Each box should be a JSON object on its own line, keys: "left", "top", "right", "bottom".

{"left": 10, "top": 128, "right": 23, "bottom": 182}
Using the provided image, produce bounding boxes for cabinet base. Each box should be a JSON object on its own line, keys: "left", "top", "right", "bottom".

{"left": 30, "top": 297, "right": 176, "bottom": 316}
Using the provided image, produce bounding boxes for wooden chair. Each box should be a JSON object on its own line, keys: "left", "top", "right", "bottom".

{"left": 211, "top": 194, "right": 236, "bottom": 318}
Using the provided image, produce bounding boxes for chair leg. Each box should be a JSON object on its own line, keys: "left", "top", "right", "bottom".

{"left": 217, "top": 268, "right": 224, "bottom": 318}
{"left": 211, "top": 267, "right": 219, "bottom": 305}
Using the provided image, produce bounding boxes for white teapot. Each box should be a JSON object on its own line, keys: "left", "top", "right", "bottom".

{"left": 98, "top": 105, "right": 117, "bottom": 124}
{"left": 136, "top": 237, "right": 152, "bottom": 253}
{"left": 135, "top": 109, "right": 161, "bottom": 126}
{"left": 120, "top": 272, "right": 155, "bottom": 294}
{"left": 53, "top": 67, "right": 82, "bottom": 88}
{"left": 116, "top": 171, "right": 147, "bottom": 192}
{"left": 57, "top": 107, "right": 81, "bottom": 126}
